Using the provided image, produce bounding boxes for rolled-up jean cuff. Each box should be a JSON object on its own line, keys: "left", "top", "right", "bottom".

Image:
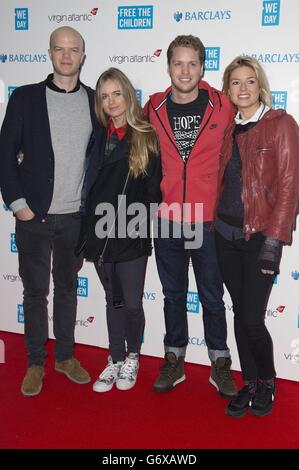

{"left": 165, "top": 346, "right": 186, "bottom": 359}
{"left": 208, "top": 349, "right": 231, "bottom": 362}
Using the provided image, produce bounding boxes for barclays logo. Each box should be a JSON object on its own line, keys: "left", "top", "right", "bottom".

{"left": 187, "top": 291, "right": 200, "bottom": 314}
{"left": 15, "top": 8, "right": 29, "bottom": 30}
{"left": 262, "top": 1, "right": 280, "bottom": 26}
{"left": 174, "top": 12, "right": 183, "bottom": 22}
{"left": 18, "top": 304, "right": 24, "bottom": 323}
{"left": 0, "top": 54, "right": 47, "bottom": 64}
{"left": 77, "top": 276, "right": 88, "bottom": 297}
{"left": 189, "top": 337, "right": 206, "bottom": 346}
{"left": 143, "top": 291, "right": 156, "bottom": 301}
{"left": 246, "top": 53, "right": 299, "bottom": 64}
{"left": 118, "top": 5, "right": 153, "bottom": 30}
{"left": 271, "top": 91, "right": 287, "bottom": 110}
{"left": 291, "top": 271, "right": 299, "bottom": 280}
{"left": 173, "top": 10, "right": 231, "bottom": 22}
{"left": 205, "top": 47, "right": 220, "bottom": 71}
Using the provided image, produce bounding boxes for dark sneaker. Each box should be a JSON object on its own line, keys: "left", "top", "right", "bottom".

{"left": 21, "top": 365, "right": 45, "bottom": 397}
{"left": 226, "top": 383, "right": 256, "bottom": 418}
{"left": 153, "top": 352, "right": 185, "bottom": 393}
{"left": 250, "top": 380, "right": 275, "bottom": 417}
{"left": 55, "top": 357, "right": 91, "bottom": 384}
{"left": 209, "top": 357, "right": 238, "bottom": 399}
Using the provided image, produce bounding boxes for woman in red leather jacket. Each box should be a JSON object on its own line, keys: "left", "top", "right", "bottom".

{"left": 215, "top": 55, "right": 299, "bottom": 418}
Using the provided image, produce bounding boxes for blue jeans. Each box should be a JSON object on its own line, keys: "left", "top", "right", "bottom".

{"left": 16, "top": 213, "right": 84, "bottom": 366}
{"left": 154, "top": 220, "right": 230, "bottom": 362}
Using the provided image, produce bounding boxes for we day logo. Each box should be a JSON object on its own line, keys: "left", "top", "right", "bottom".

{"left": 262, "top": 1, "right": 280, "bottom": 26}
{"left": 15, "top": 8, "right": 29, "bottom": 30}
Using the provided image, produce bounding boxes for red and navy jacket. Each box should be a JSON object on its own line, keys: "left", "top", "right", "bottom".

{"left": 145, "top": 80, "right": 234, "bottom": 222}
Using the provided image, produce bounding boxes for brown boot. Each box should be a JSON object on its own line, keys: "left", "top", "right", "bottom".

{"left": 55, "top": 357, "right": 90, "bottom": 384}
{"left": 21, "top": 365, "right": 45, "bottom": 397}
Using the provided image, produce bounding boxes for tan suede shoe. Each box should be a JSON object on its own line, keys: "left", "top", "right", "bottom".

{"left": 21, "top": 365, "right": 45, "bottom": 397}
{"left": 55, "top": 358, "right": 91, "bottom": 384}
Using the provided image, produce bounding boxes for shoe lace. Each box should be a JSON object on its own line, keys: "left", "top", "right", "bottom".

{"left": 119, "top": 358, "right": 138, "bottom": 380}
{"left": 215, "top": 363, "right": 233, "bottom": 383}
{"left": 159, "top": 359, "right": 177, "bottom": 380}
{"left": 99, "top": 363, "right": 120, "bottom": 382}
{"left": 256, "top": 381, "right": 274, "bottom": 400}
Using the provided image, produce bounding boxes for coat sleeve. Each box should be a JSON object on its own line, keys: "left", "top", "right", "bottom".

{"left": 265, "top": 114, "right": 299, "bottom": 243}
{"left": 0, "top": 89, "right": 24, "bottom": 206}
{"left": 142, "top": 152, "right": 162, "bottom": 207}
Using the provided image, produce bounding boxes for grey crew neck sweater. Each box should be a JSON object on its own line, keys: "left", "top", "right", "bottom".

{"left": 46, "top": 85, "right": 92, "bottom": 214}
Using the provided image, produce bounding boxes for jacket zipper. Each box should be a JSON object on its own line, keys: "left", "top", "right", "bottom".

{"left": 152, "top": 99, "right": 214, "bottom": 221}
{"left": 97, "top": 171, "right": 130, "bottom": 267}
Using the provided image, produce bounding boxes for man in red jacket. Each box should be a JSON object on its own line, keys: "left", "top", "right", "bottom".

{"left": 145, "top": 35, "right": 237, "bottom": 397}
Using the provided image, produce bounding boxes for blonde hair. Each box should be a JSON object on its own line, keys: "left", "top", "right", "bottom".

{"left": 222, "top": 55, "right": 272, "bottom": 108}
{"left": 95, "top": 68, "right": 159, "bottom": 177}
{"left": 167, "top": 35, "right": 205, "bottom": 65}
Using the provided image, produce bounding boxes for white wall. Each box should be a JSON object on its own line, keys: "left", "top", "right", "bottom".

{"left": 0, "top": 0, "right": 298, "bottom": 380}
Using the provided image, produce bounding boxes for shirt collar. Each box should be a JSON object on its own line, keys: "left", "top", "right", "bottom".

{"left": 46, "top": 73, "right": 81, "bottom": 93}
{"left": 107, "top": 118, "right": 126, "bottom": 141}
{"left": 235, "top": 103, "right": 270, "bottom": 125}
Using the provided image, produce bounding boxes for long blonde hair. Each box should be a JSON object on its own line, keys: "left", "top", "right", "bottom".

{"left": 95, "top": 68, "right": 159, "bottom": 177}
{"left": 222, "top": 55, "right": 272, "bottom": 108}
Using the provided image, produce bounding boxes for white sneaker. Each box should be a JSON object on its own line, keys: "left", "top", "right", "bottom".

{"left": 93, "top": 356, "right": 123, "bottom": 393}
{"left": 116, "top": 353, "right": 139, "bottom": 391}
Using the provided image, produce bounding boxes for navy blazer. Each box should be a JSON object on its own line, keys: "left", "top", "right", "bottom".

{"left": 0, "top": 78, "right": 105, "bottom": 220}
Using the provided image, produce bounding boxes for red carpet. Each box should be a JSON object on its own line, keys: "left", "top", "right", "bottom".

{"left": 1, "top": 331, "right": 299, "bottom": 449}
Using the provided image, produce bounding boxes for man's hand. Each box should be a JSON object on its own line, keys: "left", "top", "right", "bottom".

{"left": 15, "top": 207, "right": 35, "bottom": 221}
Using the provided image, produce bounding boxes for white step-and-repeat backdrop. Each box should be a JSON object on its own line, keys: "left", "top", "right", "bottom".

{"left": 0, "top": 0, "right": 298, "bottom": 380}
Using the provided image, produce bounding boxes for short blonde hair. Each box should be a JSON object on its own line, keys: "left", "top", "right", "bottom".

{"left": 222, "top": 55, "right": 272, "bottom": 107}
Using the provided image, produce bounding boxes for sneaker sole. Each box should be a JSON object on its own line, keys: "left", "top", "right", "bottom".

{"left": 21, "top": 383, "right": 43, "bottom": 397}
{"left": 226, "top": 406, "right": 248, "bottom": 418}
{"left": 116, "top": 380, "right": 136, "bottom": 391}
{"left": 21, "top": 371, "right": 45, "bottom": 397}
{"left": 93, "top": 382, "right": 114, "bottom": 393}
{"left": 249, "top": 403, "right": 273, "bottom": 417}
{"left": 209, "top": 377, "right": 237, "bottom": 400}
{"left": 55, "top": 368, "right": 91, "bottom": 384}
{"left": 153, "top": 374, "right": 186, "bottom": 393}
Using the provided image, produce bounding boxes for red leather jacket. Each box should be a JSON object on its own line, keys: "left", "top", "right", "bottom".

{"left": 217, "top": 109, "right": 299, "bottom": 243}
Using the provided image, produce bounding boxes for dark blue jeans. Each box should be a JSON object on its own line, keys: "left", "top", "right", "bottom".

{"left": 154, "top": 220, "right": 229, "bottom": 362}
{"left": 95, "top": 256, "right": 147, "bottom": 362}
{"left": 15, "top": 213, "right": 84, "bottom": 366}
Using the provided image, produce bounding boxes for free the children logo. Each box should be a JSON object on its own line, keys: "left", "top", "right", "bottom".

{"left": 205, "top": 47, "right": 220, "bottom": 71}
{"left": 10, "top": 233, "right": 18, "bottom": 253}
{"left": 262, "top": 0, "right": 280, "bottom": 26}
{"left": 15, "top": 8, "right": 29, "bottom": 30}
{"left": 77, "top": 276, "right": 88, "bottom": 297}
{"left": 135, "top": 89, "right": 142, "bottom": 106}
{"left": 118, "top": 5, "right": 153, "bottom": 29}
{"left": 17, "top": 304, "right": 24, "bottom": 323}
{"left": 271, "top": 91, "right": 287, "bottom": 110}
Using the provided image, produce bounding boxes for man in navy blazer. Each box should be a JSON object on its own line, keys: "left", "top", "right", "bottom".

{"left": 0, "top": 26, "right": 105, "bottom": 396}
